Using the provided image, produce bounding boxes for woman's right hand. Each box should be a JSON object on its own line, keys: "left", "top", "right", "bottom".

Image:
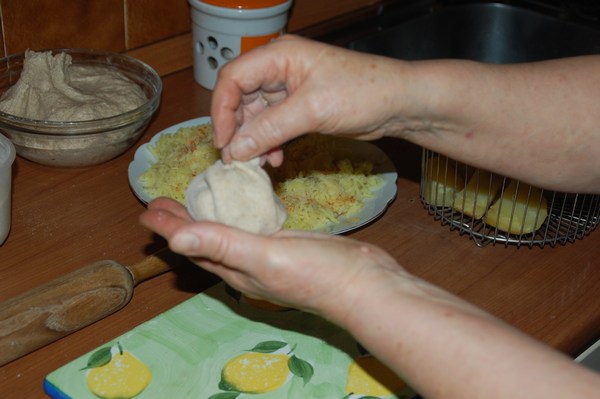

{"left": 211, "top": 35, "right": 414, "bottom": 166}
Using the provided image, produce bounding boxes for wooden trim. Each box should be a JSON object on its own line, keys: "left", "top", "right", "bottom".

{"left": 125, "top": 33, "right": 194, "bottom": 77}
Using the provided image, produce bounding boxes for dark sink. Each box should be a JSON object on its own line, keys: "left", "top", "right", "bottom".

{"left": 343, "top": 1, "right": 600, "bottom": 63}
{"left": 319, "top": 1, "right": 600, "bottom": 248}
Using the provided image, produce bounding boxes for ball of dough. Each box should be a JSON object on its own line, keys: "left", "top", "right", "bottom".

{"left": 185, "top": 158, "right": 287, "bottom": 234}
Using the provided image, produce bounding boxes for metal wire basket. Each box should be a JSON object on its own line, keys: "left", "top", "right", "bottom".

{"left": 420, "top": 149, "right": 600, "bottom": 248}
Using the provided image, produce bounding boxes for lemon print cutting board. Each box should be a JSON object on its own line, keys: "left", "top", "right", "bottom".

{"left": 44, "top": 283, "right": 420, "bottom": 399}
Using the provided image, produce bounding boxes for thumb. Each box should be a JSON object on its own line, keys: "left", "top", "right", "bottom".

{"left": 169, "top": 222, "right": 270, "bottom": 270}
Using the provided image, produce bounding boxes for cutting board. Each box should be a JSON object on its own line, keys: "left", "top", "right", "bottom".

{"left": 44, "top": 283, "right": 419, "bottom": 399}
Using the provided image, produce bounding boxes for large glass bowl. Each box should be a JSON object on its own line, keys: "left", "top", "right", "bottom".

{"left": 0, "top": 49, "right": 162, "bottom": 167}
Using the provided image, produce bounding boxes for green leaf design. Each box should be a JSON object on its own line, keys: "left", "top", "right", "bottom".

{"left": 288, "top": 355, "right": 314, "bottom": 385}
{"left": 249, "top": 340, "right": 288, "bottom": 353}
{"left": 80, "top": 346, "right": 112, "bottom": 370}
{"left": 208, "top": 392, "right": 240, "bottom": 399}
{"left": 218, "top": 378, "right": 237, "bottom": 392}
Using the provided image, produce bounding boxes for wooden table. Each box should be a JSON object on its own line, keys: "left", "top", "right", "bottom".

{"left": 1, "top": 67, "right": 599, "bottom": 398}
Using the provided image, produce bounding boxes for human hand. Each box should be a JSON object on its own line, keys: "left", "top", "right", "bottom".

{"left": 139, "top": 197, "right": 404, "bottom": 321}
{"left": 211, "top": 35, "right": 408, "bottom": 166}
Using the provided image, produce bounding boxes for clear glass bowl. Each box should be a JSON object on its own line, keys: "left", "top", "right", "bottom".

{"left": 0, "top": 49, "right": 162, "bottom": 167}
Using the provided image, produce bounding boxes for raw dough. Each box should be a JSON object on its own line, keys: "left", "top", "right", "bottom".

{"left": 0, "top": 50, "right": 146, "bottom": 121}
{"left": 185, "top": 158, "right": 287, "bottom": 234}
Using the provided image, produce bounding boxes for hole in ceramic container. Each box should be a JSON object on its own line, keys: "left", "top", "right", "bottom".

{"left": 208, "top": 36, "right": 218, "bottom": 49}
{"left": 220, "top": 47, "right": 235, "bottom": 60}
{"left": 207, "top": 57, "right": 219, "bottom": 69}
{"left": 195, "top": 41, "right": 205, "bottom": 55}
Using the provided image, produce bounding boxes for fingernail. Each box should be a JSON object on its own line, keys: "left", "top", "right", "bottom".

{"left": 172, "top": 232, "right": 200, "bottom": 251}
{"left": 230, "top": 136, "right": 257, "bottom": 159}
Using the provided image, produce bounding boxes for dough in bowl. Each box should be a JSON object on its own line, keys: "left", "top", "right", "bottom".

{"left": 185, "top": 158, "right": 287, "bottom": 234}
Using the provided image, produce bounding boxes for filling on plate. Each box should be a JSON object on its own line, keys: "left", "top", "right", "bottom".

{"left": 140, "top": 124, "right": 219, "bottom": 203}
{"left": 139, "top": 124, "right": 384, "bottom": 231}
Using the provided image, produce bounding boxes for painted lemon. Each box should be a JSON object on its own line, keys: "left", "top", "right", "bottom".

{"left": 222, "top": 352, "right": 290, "bottom": 393}
{"left": 345, "top": 356, "right": 405, "bottom": 397}
{"left": 86, "top": 351, "right": 152, "bottom": 399}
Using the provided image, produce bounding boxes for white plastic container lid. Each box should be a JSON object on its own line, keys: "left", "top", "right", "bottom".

{"left": 0, "top": 134, "right": 15, "bottom": 167}
{"left": 0, "top": 133, "right": 15, "bottom": 246}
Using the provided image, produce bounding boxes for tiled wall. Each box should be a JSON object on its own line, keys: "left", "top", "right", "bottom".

{"left": 0, "top": 0, "right": 192, "bottom": 57}
{"left": 0, "top": 0, "right": 382, "bottom": 76}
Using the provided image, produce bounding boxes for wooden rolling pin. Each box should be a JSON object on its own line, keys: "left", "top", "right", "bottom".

{"left": 0, "top": 248, "right": 183, "bottom": 366}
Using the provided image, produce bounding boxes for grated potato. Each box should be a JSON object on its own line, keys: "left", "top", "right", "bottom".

{"left": 267, "top": 134, "right": 384, "bottom": 230}
{"left": 139, "top": 127, "right": 384, "bottom": 231}
{"left": 139, "top": 124, "right": 220, "bottom": 203}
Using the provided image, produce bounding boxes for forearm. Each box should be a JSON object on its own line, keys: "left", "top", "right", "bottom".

{"left": 141, "top": 198, "right": 600, "bottom": 397}
{"left": 327, "top": 266, "right": 600, "bottom": 398}
{"left": 213, "top": 36, "right": 600, "bottom": 192}
{"left": 383, "top": 55, "right": 600, "bottom": 193}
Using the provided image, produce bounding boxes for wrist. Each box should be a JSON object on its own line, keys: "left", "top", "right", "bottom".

{"left": 374, "top": 58, "right": 445, "bottom": 140}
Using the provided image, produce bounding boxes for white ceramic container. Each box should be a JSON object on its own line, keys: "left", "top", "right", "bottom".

{"left": 188, "top": 0, "right": 292, "bottom": 89}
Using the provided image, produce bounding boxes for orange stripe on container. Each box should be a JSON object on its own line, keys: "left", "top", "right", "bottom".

{"left": 241, "top": 32, "right": 281, "bottom": 53}
{"left": 200, "top": 0, "right": 288, "bottom": 9}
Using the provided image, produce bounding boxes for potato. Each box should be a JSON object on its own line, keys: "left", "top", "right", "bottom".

{"left": 484, "top": 180, "right": 548, "bottom": 234}
{"left": 452, "top": 169, "right": 504, "bottom": 219}
{"left": 422, "top": 156, "right": 465, "bottom": 207}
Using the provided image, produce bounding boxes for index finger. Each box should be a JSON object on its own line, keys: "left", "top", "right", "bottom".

{"left": 211, "top": 75, "right": 243, "bottom": 150}
{"left": 210, "top": 35, "right": 298, "bottom": 149}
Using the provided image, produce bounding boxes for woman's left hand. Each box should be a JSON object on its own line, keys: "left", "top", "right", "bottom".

{"left": 139, "top": 197, "right": 403, "bottom": 320}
